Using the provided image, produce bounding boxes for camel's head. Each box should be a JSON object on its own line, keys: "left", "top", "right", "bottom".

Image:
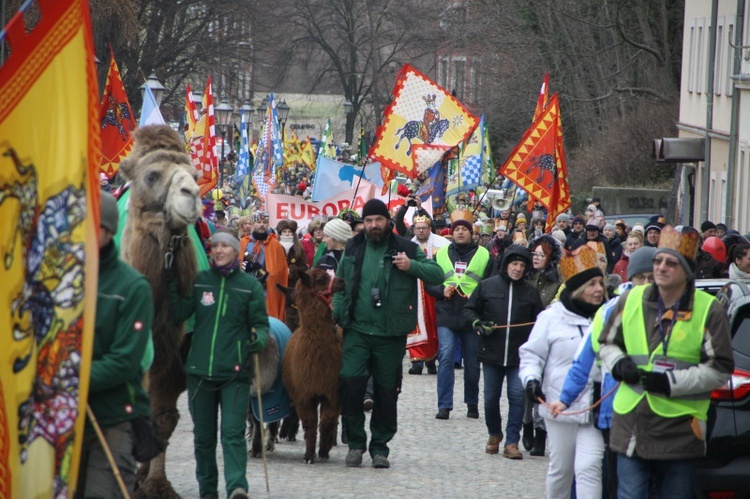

{"left": 296, "top": 268, "right": 346, "bottom": 308}
{"left": 120, "top": 125, "right": 202, "bottom": 232}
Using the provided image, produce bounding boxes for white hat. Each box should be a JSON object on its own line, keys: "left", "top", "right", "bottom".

{"left": 323, "top": 218, "right": 352, "bottom": 243}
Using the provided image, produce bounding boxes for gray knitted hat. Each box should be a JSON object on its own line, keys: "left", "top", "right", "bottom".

{"left": 627, "top": 246, "right": 657, "bottom": 280}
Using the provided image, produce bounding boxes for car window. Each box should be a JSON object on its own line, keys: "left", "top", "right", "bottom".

{"left": 732, "top": 316, "right": 750, "bottom": 368}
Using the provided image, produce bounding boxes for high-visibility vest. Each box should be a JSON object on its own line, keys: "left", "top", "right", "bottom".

{"left": 613, "top": 285, "right": 714, "bottom": 420}
{"left": 435, "top": 245, "right": 490, "bottom": 297}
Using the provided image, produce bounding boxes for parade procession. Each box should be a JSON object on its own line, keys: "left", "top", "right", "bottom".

{"left": 4, "top": 0, "right": 750, "bottom": 498}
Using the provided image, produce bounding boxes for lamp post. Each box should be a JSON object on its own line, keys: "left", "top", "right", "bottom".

{"left": 140, "top": 72, "right": 167, "bottom": 106}
{"left": 240, "top": 101, "right": 254, "bottom": 143}
{"left": 277, "top": 99, "right": 290, "bottom": 143}
{"left": 343, "top": 100, "right": 354, "bottom": 144}
{"left": 214, "top": 99, "right": 234, "bottom": 190}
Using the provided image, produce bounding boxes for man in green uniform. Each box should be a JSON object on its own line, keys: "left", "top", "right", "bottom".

{"left": 334, "top": 199, "right": 444, "bottom": 469}
{"left": 77, "top": 191, "right": 154, "bottom": 498}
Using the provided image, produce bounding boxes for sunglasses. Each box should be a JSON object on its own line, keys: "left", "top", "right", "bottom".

{"left": 653, "top": 256, "right": 680, "bottom": 268}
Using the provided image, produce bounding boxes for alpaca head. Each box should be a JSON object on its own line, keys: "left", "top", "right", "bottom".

{"left": 295, "top": 268, "right": 345, "bottom": 308}
{"left": 119, "top": 125, "right": 201, "bottom": 233}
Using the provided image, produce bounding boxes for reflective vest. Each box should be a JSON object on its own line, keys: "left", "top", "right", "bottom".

{"left": 435, "top": 245, "right": 490, "bottom": 297}
{"left": 613, "top": 285, "right": 713, "bottom": 420}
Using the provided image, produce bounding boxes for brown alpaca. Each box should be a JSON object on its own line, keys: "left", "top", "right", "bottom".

{"left": 118, "top": 125, "right": 201, "bottom": 498}
{"left": 282, "top": 268, "right": 345, "bottom": 464}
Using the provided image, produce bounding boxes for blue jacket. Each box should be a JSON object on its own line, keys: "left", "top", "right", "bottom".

{"left": 559, "top": 283, "right": 632, "bottom": 429}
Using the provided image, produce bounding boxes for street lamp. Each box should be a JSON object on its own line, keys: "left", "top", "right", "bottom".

{"left": 140, "top": 72, "right": 167, "bottom": 106}
{"left": 277, "top": 99, "right": 290, "bottom": 142}
{"left": 240, "top": 100, "right": 254, "bottom": 144}
{"left": 257, "top": 95, "right": 270, "bottom": 119}
{"left": 214, "top": 99, "right": 234, "bottom": 190}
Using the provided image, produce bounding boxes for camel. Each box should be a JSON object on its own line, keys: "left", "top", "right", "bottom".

{"left": 282, "top": 268, "right": 345, "bottom": 464}
{"left": 118, "top": 125, "right": 202, "bottom": 498}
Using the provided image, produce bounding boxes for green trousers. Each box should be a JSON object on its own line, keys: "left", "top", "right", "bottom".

{"left": 187, "top": 375, "right": 249, "bottom": 497}
{"left": 339, "top": 330, "right": 405, "bottom": 457}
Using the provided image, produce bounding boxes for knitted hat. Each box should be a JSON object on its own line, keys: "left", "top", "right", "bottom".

{"left": 585, "top": 222, "right": 600, "bottom": 232}
{"left": 551, "top": 229, "right": 567, "bottom": 244}
{"left": 627, "top": 246, "right": 657, "bottom": 280}
{"left": 361, "top": 198, "right": 390, "bottom": 219}
{"left": 251, "top": 210, "right": 269, "bottom": 223}
{"left": 701, "top": 220, "right": 716, "bottom": 232}
{"left": 603, "top": 223, "right": 616, "bottom": 233}
{"left": 559, "top": 245, "right": 603, "bottom": 292}
{"left": 276, "top": 219, "right": 298, "bottom": 234}
{"left": 451, "top": 219, "right": 473, "bottom": 234}
{"left": 631, "top": 224, "right": 645, "bottom": 234}
{"left": 645, "top": 224, "right": 662, "bottom": 234}
{"left": 655, "top": 225, "right": 701, "bottom": 279}
{"left": 439, "top": 227, "right": 452, "bottom": 237}
{"left": 572, "top": 216, "right": 586, "bottom": 225}
{"left": 100, "top": 191, "right": 119, "bottom": 234}
{"left": 556, "top": 213, "right": 570, "bottom": 223}
{"left": 716, "top": 223, "right": 728, "bottom": 232}
{"left": 323, "top": 217, "right": 353, "bottom": 243}
{"left": 515, "top": 214, "right": 527, "bottom": 226}
{"left": 210, "top": 230, "right": 240, "bottom": 253}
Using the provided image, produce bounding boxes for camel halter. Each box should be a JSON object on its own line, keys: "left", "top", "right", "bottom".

{"left": 140, "top": 169, "right": 179, "bottom": 214}
{"left": 316, "top": 272, "right": 336, "bottom": 308}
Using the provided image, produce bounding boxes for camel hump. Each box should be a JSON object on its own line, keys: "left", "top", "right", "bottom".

{"left": 132, "top": 125, "right": 185, "bottom": 154}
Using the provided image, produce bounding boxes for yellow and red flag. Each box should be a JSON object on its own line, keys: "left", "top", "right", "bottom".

{"left": 188, "top": 77, "right": 218, "bottom": 197}
{"left": 184, "top": 83, "right": 200, "bottom": 151}
{"left": 498, "top": 93, "right": 570, "bottom": 231}
{"left": 300, "top": 137, "right": 316, "bottom": 170}
{"left": 97, "top": 49, "right": 136, "bottom": 180}
{"left": 532, "top": 73, "right": 550, "bottom": 124}
{"left": 369, "top": 64, "right": 479, "bottom": 179}
{"left": 0, "top": 0, "right": 100, "bottom": 497}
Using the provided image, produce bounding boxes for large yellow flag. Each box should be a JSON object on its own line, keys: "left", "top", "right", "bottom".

{"left": 0, "top": 0, "right": 100, "bottom": 497}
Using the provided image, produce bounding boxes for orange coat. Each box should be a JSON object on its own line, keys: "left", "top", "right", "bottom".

{"left": 239, "top": 234, "right": 289, "bottom": 321}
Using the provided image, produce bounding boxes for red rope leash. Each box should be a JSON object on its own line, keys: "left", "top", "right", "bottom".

{"left": 538, "top": 382, "right": 621, "bottom": 416}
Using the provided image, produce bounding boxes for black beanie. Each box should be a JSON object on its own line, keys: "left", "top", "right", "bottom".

{"left": 701, "top": 220, "right": 716, "bottom": 232}
{"left": 361, "top": 199, "right": 390, "bottom": 219}
{"left": 451, "top": 219, "right": 473, "bottom": 234}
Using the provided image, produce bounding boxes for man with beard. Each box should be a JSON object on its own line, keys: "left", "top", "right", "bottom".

{"left": 407, "top": 213, "right": 450, "bottom": 375}
{"left": 334, "top": 199, "right": 443, "bottom": 469}
{"left": 239, "top": 210, "right": 289, "bottom": 320}
{"left": 426, "top": 213, "right": 495, "bottom": 421}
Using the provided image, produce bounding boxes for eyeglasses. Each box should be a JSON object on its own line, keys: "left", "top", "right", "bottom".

{"left": 653, "top": 257, "right": 680, "bottom": 268}
{"left": 532, "top": 253, "right": 546, "bottom": 258}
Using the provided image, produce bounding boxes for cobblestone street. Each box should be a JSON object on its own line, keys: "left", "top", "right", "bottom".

{"left": 165, "top": 357, "right": 549, "bottom": 498}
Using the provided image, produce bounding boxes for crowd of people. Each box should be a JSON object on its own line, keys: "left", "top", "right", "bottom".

{"left": 82, "top": 186, "right": 743, "bottom": 498}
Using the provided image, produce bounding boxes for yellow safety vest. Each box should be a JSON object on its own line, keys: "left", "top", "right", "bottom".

{"left": 613, "top": 285, "right": 714, "bottom": 420}
{"left": 435, "top": 245, "right": 490, "bottom": 297}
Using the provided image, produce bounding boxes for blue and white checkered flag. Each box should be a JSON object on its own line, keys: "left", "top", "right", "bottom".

{"left": 461, "top": 155, "right": 482, "bottom": 188}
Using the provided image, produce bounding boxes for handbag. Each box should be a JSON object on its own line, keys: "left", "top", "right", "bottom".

{"left": 130, "top": 416, "right": 165, "bottom": 462}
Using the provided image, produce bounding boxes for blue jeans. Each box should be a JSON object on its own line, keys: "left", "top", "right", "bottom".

{"left": 482, "top": 364, "right": 523, "bottom": 444}
{"left": 617, "top": 454, "right": 697, "bottom": 499}
{"left": 437, "top": 326, "right": 479, "bottom": 409}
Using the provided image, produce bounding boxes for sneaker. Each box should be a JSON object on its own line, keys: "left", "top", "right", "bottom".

{"left": 503, "top": 443, "right": 524, "bottom": 460}
{"left": 466, "top": 403, "right": 479, "bottom": 419}
{"left": 372, "top": 454, "right": 390, "bottom": 468}
{"left": 363, "top": 398, "right": 374, "bottom": 412}
{"left": 435, "top": 408, "right": 451, "bottom": 420}
{"left": 345, "top": 449, "right": 364, "bottom": 467}
{"left": 229, "top": 488, "right": 249, "bottom": 499}
{"left": 408, "top": 364, "right": 423, "bottom": 375}
{"left": 485, "top": 435, "right": 501, "bottom": 454}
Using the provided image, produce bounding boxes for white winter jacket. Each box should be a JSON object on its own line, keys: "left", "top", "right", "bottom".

{"left": 519, "top": 300, "right": 595, "bottom": 425}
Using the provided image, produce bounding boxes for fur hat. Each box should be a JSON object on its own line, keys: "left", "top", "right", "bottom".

{"left": 655, "top": 225, "right": 701, "bottom": 279}
{"left": 627, "top": 246, "right": 657, "bottom": 280}
{"left": 276, "top": 219, "right": 298, "bottom": 235}
{"left": 559, "top": 245, "right": 603, "bottom": 292}
{"left": 361, "top": 199, "right": 390, "bottom": 219}
{"left": 100, "top": 191, "right": 119, "bottom": 234}
{"left": 323, "top": 218, "right": 353, "bottom": 243}
{"left": 307, "top": 216, "right": 328, "bottom": 233}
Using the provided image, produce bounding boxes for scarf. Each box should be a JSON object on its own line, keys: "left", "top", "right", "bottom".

{"left": 560, "top": 288, "right": 601, "bottom": 319}
{"left": 212, "top": 258, "right": 240, "bottom": 277}
{"left": 729, "top": 262, "right": 750, "bottom": 279}
{"left": 279, "top": 235, "right": 294, "bottom": 252}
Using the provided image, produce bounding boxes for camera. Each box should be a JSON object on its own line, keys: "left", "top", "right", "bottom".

{"left": 406, "top": 197, "right": 417, "bottom": 207}
{"left": 370, "top": 288, "right": 383, "bottom": 308}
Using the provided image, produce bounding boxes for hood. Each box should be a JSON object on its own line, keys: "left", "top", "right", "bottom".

{"left": 499, "top": 244, "right": 533, "bottom": 281}
{"left": 528, "top": 233, "right": 563, "bottom": 275}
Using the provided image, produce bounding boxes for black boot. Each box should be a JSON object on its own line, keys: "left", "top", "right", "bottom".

{"left": 522, "top": 423, "right": 534, "bottom": 451}
{"left": 530, "top": 429, "right": 546, "bottom": 456}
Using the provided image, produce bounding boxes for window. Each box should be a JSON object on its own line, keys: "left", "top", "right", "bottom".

{"left": 697, "top": 20, "right": 705, "bottom": 94}
{"left": 727, "top": 23, "right": 735, "bottom": 96}
{"left": 438, "top": 59, "right": 448, "bottom": 88}
{"left": 453, "top": 59, "right": 466, "bottom": 99}
{"left": 688, "top": 22, "right": 695, "bottom": 92}
{"left": 715, "top": 22, "right": 723, "bottom": 95}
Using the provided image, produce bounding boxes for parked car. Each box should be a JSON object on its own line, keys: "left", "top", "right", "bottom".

{"left": 694, "top": 278, "right": 750, "bottom": 498}
{"left": 604, "top": 213, "right": 662, "bottom": 229}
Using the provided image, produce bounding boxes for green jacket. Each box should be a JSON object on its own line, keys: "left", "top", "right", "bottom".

{"left": 170, "top": 266, "right": 269, "bottom": 381}
{"left": 333, "top": 230, "right": 444, "bottom": 336}
{"left": 90, "top": 243, "right": 154, "bottom": 427}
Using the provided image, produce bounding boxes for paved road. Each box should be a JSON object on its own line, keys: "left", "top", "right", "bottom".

{"left": 166, "top": 357, "right": 549, "bottom": 498}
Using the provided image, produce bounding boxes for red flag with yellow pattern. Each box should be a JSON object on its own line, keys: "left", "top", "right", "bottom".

{"left": 498, "top": 93, "right": 570, "bottom": 232}
{"left": 97, "top": 48, "right": 136, "bottom": 180}
{"left": 0, "top": 0, "right": 100, "bottom": 497}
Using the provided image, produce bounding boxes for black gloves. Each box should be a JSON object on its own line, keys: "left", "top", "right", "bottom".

{"left": 612, "top": 356, "right": 641, "bottom": 384}
{"left": 526, "top": 379, "right": 545, "bottom": 402}
{"left": 472, "top": 319, "right": 496, "bottom": 336}
{"left": 640, "top": 370, "right": 671, "bottom": 396}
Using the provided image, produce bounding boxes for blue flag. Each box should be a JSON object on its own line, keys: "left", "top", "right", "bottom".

{"left": 311, "top": 157, "right": 383, "bottom": 202}
{"left": 139, "top": 85, "right": 165, "bottom": 127}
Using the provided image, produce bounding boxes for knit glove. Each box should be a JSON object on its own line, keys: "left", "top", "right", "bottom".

{"left": 640, "top": 370, "right": 671, "bottom": 396}
{"left": 472, "top": 319, "right": 496, "bottom": 336}
{"left": 247, "top": 332, "right": 264, "bottom": 354}
{"left": 526, "top": 379, "right": 546, "bottom": 402}
{"left": 611, "top": 356, "right": 641, "bottom": 384}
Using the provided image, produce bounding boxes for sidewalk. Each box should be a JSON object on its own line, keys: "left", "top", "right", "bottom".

{"left": 166, "top": 357, "right": 549, "bottom": 498}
